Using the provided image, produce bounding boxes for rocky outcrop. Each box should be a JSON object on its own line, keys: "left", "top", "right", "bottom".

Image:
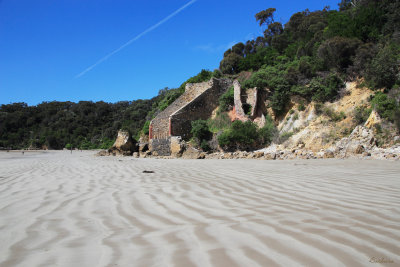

{"left": 108, "top": 130, "right": 138, "bottom": 156}
{"left": 181, "top": 147, "right": 206, "bottom": 159}
{"left": 364, "top": 109, "right": 382, "bottom": 129}
{"left": 193, "top": 124, "right": 398, "bottom": 160}
{"left": 170, "top": 136, "right": 185, "bottom": 157}
{"left": 330, "top": 125, "right": 376, "bottom": 158}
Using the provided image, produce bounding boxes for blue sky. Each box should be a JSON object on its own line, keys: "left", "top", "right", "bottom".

{"left": 0, "top": 0, "right": 339, "bottom": 105}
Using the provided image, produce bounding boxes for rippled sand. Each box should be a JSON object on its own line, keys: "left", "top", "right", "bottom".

{"left": 0, "top": 151, "right": 399, "bottom": 267}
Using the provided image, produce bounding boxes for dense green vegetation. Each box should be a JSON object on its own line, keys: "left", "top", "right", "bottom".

{"left": 0, "top": 100, "right": 155, "bottom": 149}
{"left": 218, "top": 86, "right": 234, "bottom": 112}
{"left": 218, "top": 121, "right": 260, "bottom": 150}
{"left": 207, "top": 113, "right": 232, "bottom": 133}
{"left": 371, "top": 92, "right": 400, "bottom": 124}
{"left": 217, "top": 119, "right": 276, "bottom": 151}
{"left": 191, "top": 120, "right": 212, "bottom": 151}
{"left": 212, "top": 0, "right": 400, "bottom": 149}
{"left": 190, "top": 116, "right": 276, "bottom": 152}
{"left": 219, "top": 0, "right": 400, "bottom": 119}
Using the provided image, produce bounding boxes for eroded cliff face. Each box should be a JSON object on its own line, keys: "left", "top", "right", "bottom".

{"left": 277, "top": 82, "right": 374, "bottom": 151}
{"left": 226, "top": 79, "right": 398, "bottom": 154}
{"left": 255, "top": 81, "right": 399, "bottom": 159}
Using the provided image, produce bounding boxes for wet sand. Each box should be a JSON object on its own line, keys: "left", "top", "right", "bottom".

{"left": 0, "top": 151, "right": 399, "bottom": 266}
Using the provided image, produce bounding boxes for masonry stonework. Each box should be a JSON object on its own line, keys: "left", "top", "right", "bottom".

{"left": 170, "top": 79, "right": 232, "bottom": 139}
{"left": 233, "top": 80, "right": 247, "bottom": 120}
{"left": 149, "top": 138, "right": 171, "bottom": 156}
{"left": 149, "top": 78, "right": 232, "bottom": 155}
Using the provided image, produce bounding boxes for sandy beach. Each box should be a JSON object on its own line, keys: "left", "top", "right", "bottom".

{"left": 0, "top": 151, "right": 399, "bottom": 267}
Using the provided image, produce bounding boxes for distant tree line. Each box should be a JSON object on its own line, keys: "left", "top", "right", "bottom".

{"left": 0, "top": 100, "right": 155, "bottom": 149}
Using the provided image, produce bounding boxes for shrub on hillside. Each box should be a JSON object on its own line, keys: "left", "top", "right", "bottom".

{"left": 178, "top": 69, "right": 213, "bottom": 92}
{"left": 158, "top": 89, "right": 183, "bottom": 111}
{"left": 365, "top": 44, "right": 399, "bottom": 89}
{"left": 191, "top": 120, "right": 212, "bottom": 142}
{"left": 276, "top": 131, "right": 294, "bottom": 144}
{"left": 292, "top": 73, "right": 344, "bottom": 102}
{"left": 348, "top": 43, "right": 377, "bottom": 77}
{"left": 237, "top": 47, "right": 279, "bottom": 72}
{"left": 298, "top": 101, "right": 306, "bottom": 111}
{"left": 314, "top": 103, "right": 324, "bottom": 115}
{"left": 212, "top": 69, "right": 222, "bottom": 78}
{"left": 258, "top": 115, "right": 277, "bottom": 145}
{"left": 242, "top": 67, "right": 275, "bottom": 89}
{"left": 270, "top": 85, "right": 290, "bottom": 116}
{"left": 208, "top": 112, "right": 232, "bottom": 133}
{"left": 353, "top": 106, "right": 372, "bottom": 125}
{"left": 371, "top": 92, "right": 399, "bottom": 122}
{"left": 322, "top": 107, "right": 346, "bottom": 122}
{"left": 219, "top": 86, "right": 234, "bottom": 111}
{"left": 298, "top": 56, "right": 314, "bottom": 78}
{"left": 191, "top": 120, "right": 212, "bottom": 151}
{"left": 219, "top": 53, "right": 242, "bottom": 74}
{"left": 317, "top": 36, "right": 361, "bottom": 71}
{"left": 244, "top": 66, "right": 292, "bottom": 116}
{"left": 200, "top": 139, "right": 211, "bottom": 152}
{"left": 218, "top": 120, "right": 259, "bottom": 150}
{"left": 311, "top": 74, "right": 344, "bottom": 102}
{"left": 142, "top": 121, "right": 150, "bottom": 135}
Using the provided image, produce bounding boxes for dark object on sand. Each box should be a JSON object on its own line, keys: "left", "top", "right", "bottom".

{"left": 142, "top": 170, "right": 154, "bottom": 173}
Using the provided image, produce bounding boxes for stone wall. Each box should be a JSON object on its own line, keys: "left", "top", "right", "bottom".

{"left": 233, "top": 80, "right": 247, "bottom": 119}
{"left": 149, "top": 138, "right": 171, "bottom": 156}
{"left": 170, "top": 78, "right": 232, "bottom": 140}
{"left": 231, "top": 79, "right": 266, "bottom": 127}
{"left": 149, "top": 81, "right": 211, "bottom": 140}
{"left": 245, "top": 88, "right": 258, "bottom": 118}
{"left": 149, "top": 78, "right": 232, "bottom": 155}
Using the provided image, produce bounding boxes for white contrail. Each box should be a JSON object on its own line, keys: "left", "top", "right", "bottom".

{"left": 75, "top": 0, "right": 198, "bottom": 78}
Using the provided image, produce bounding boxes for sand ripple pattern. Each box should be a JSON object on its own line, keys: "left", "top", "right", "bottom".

{"left": 0, "top": 151, "right": 399, "bottom": 267}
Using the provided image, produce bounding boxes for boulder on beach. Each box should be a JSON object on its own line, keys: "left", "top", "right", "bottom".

{"left": 108, "top": 130, "right": 138, "bottom": 156}
{"left": 330, "top": 125, "right": 376, "bottom": 157}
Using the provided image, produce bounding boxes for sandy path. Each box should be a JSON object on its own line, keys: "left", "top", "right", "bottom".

{"left": 0, "top": 151, "right": 399, "bottom": 267}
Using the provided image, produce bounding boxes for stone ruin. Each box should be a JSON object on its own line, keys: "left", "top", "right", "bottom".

{"left": 149, "top": 78, "right": 232, "bottom": 156}
{"left": 231, "top": 80, "right": 266, "bottom": 127}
